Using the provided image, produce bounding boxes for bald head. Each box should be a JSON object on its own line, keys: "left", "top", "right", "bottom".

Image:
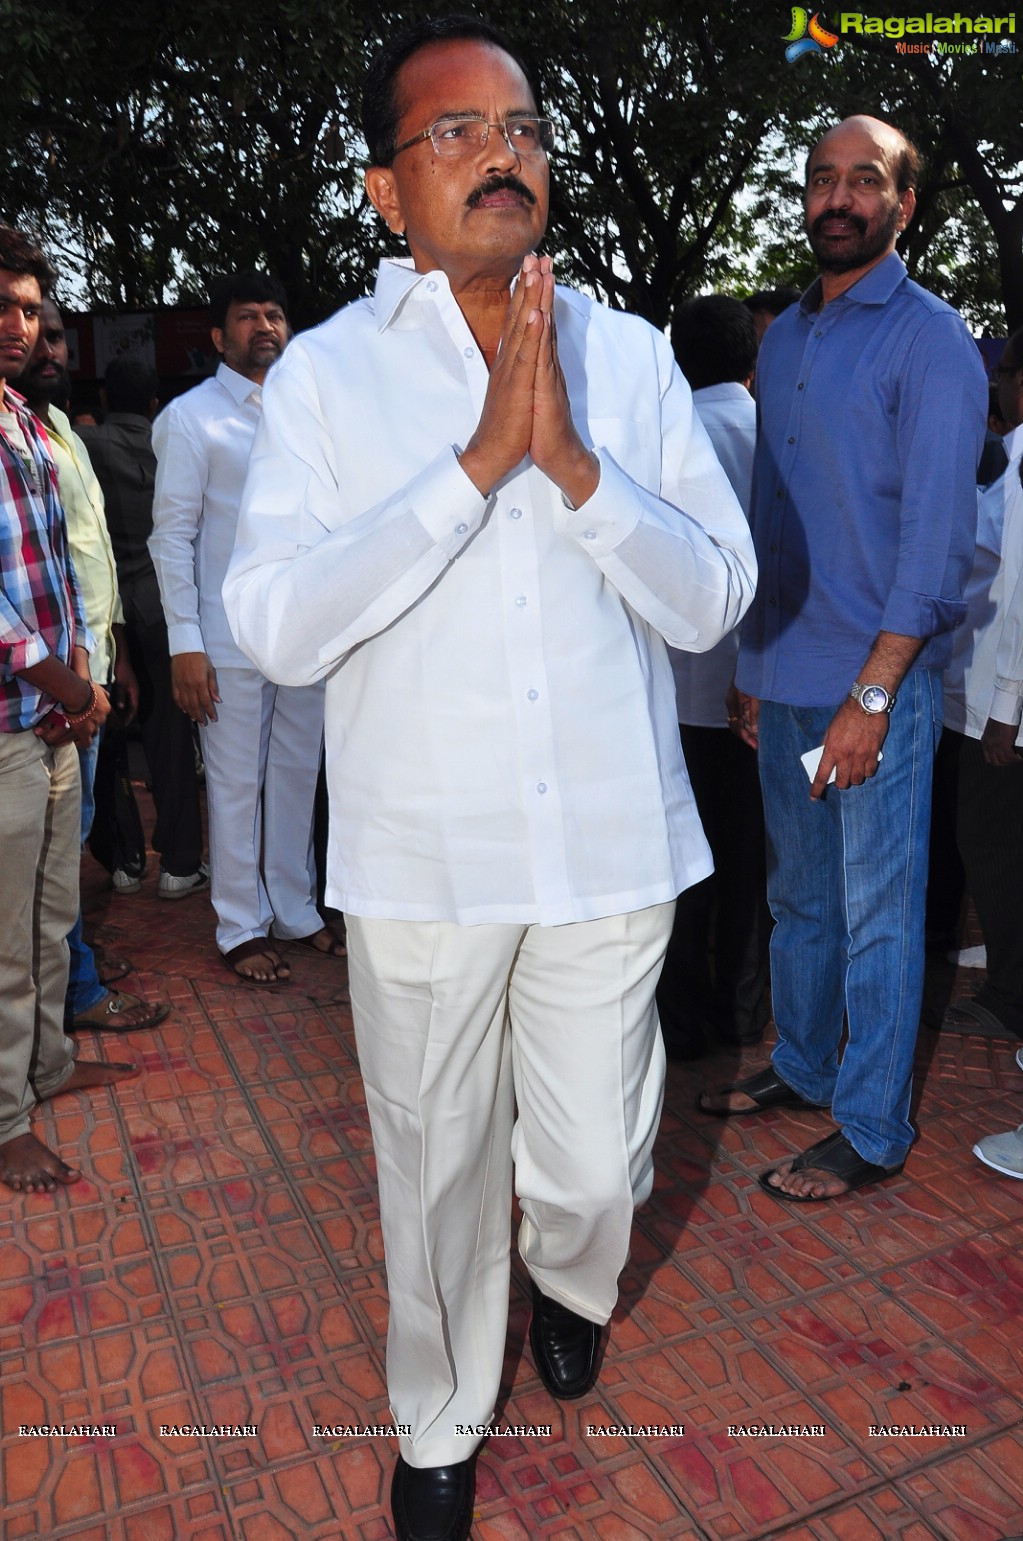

{"left": 806, "top": 116, "right": 921, "bottom": 194}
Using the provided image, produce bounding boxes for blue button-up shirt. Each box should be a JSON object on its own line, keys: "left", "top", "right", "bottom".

{"left": 737, "top": 252, "right": 987, "bottom": 706}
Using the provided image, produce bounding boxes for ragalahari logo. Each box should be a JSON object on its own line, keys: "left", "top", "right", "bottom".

{"left": 784, "top": 8, "right": 840, "bottom": 60}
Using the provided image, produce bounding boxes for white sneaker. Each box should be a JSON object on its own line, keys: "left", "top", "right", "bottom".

{"left": 947, "top": 944, "right": 987, "bottom": 968}
{"left": 112, "top": 868, "right": 142, "bottom": 895}
{"left": 973, "top": 1125, "right": 1023, "bottom": 1178}
{"left": 158, "top": 863, "right": 209, "bottom": 901}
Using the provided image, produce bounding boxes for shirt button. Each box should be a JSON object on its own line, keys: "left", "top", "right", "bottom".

{"left": 814, "top": 329, "right": 822, "bottom": 338}
{"left": 797, "top": 382, "right": 804, "bottom": 391}
{"left": 515, "top": 595, "right": 527, "bottom": 607}
{"left": 769, "top": 542, "right": 778, "bottom": 553}
{"left": 769, "top": 597, "right": 778, "bottom": 608}
{"left": 582, "top": 529, "right": 597, "bottom": 540}
{"left": 464, "top": 346, "right": 475, "bottom": 358}
{"left": 426, "top": 280, "right": 438, "bottom": 293}
{"left": 776, "top": 490, "right": 783, "bottom": 499}
{"left": 509, "top": 507, "right": 522, "bottom": 520}
{"left": 527, "top": 689, "right": 539, "bottom": 701}
{"left": 455, "top": 522, "right": 468, "bottom": 534}
{"left": 787, "top": 436, "right": 795, "bottom": 445}
{"left": 536, "top": 782, "right": 548, "bottom": 794}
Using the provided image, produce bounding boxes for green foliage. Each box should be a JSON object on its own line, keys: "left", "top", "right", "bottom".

{"left": 0, "top": 0, "right": 1018, "bottom": 331}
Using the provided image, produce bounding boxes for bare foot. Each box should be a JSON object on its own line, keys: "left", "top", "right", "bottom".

{"left": 295, "top": 926, "right": 346, "bottom": 958}
{"left": 46, "top": 1061, "right": 140, "bottom": 1098}
{"left": 762, "top": 1159, "right": 849, "bottom": 1199}
{"left": 698, "top": 1087, "right": 761, "bottom": 1114}
{"left": 0, "top": 1132, "right": 81, "bottom": 1192}
{"left": 224, "top": 940, "right": 291, "bottom": 984}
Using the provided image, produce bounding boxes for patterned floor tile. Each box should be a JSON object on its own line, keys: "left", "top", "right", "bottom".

{"left": 6, "top": 806, "right": 1019, "bottom": 1539}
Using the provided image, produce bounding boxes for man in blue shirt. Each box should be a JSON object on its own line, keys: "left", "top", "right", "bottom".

{"left": 700, "top": 116, "right": 987, "bottom": 1200}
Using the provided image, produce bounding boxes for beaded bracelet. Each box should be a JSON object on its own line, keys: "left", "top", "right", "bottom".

{"left": 63, "top": 681, "right": 98, "bottom": 727}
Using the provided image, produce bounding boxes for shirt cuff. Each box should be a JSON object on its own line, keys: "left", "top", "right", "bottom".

{"left": 412, "top": 447, "right": 490, "bottom": 556}
{"left": 990, "top": 681, "right": 1023, "bottom": 727}
{"left": 1, "top": 632, "right": 51, "bottom": 673}
{"left": 167, "top": 622, "right": 207, "bottom": 656}
{"left": 879, "top": 589, "right": 966, "bottom": 640}
{"left": 551, "top": 448, "right": 638, "bottom": 552}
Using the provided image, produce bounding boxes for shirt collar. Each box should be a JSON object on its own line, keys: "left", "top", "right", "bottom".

{"left": 693, "top": 382, "right": 754, "bottom": 403}
{"left": 216, "top": 360, "right": 262, "bottom": 404}
{"left": 800, "top": 249, "right": 908, "bottom": 315}
{"left": 373, "top": 257, "right": 442, "bottom": 332}
{"left": 0, "top": 383, "right": 28, "bottom": 415}
{"left": 1004, "top": 421, "right": 1023, "bottom": 463}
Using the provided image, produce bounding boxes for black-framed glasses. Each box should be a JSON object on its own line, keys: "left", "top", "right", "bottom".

{"left": 392, "top": 114, "right": 555, "bottom": 161}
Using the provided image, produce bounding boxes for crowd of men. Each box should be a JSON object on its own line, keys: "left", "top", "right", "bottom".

{"left": 2, "top": 14, "right": 1022, "bottom": 1540}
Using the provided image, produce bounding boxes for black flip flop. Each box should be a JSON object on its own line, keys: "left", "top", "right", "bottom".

{"left": 758, "top": 1129, "right": 903, "bottom": 1203}
{"left": 697, "top": 1066, "right": 828, "bottom": 1118}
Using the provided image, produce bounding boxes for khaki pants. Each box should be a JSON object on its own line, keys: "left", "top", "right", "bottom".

{"left": 0, "top": 732, "right": 79, "bottom": 1144}
{"left": 346, "top": 902, "right": 673, "bottom": 1468}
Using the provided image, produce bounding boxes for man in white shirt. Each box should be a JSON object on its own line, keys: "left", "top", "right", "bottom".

{"left": 224, "top": 19, "right": 755, "bottom": 1539}
{"left": 150, "top": 273, "right": 339, "bottom": 984}
{"left": 942, "top": 328, "right": 1023, "bottom": 1086}
{"left": 659, "top": 296, "right": 771, "bottom": 1059}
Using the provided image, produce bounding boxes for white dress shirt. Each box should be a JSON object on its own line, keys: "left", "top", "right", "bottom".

{"left": 668, "top": 381, "right": 757, "bottom": 728}
{"left": 150, "top": 363, "right": 262, "bottom": 667}
{"left": 225, "top": 259, "right": 757, "bottom": 926}
{"left": 945, "top": 422, "right": 1023, "bottom": 745}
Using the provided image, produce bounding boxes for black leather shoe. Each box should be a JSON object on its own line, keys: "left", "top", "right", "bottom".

{"left": 529, "top": 1282, "right": 603, "bottom": 1400}
{"left": 390, "top": 1455, "right": 474, "bottom": 1541}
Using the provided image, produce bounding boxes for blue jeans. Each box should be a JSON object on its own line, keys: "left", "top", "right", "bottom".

{"left": 757, "top": 671, "right": 942, "bottom": 1167}
{"left": 66, "top": 731, "right": 105, "bottom": 1019}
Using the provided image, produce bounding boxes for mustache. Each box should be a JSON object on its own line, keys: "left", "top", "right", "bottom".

{"left": 466, "top": 175, "right": 536, "bottom": 209}
{"left": 810, "top": 210, "right": 868, "bottom": 237}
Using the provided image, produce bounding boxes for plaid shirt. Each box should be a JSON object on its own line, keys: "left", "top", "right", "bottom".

{"left": 0, "top": 386, "right": 88, "bottom": 733}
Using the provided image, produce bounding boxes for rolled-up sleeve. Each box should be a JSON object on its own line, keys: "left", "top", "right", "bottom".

{"left": 880, "top": 313, "right": 986, "bottom": 640}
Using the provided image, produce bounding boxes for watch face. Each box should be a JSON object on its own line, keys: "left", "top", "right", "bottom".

{"left": 860, "top": 685, "right": 889, "bottom": 713}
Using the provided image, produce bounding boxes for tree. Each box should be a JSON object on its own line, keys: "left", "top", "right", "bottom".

{"left": 1, "top": 0, "right": 1019, "bottom": 332}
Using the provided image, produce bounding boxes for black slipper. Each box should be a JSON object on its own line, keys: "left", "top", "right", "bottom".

{"left": 697, "top": 1066, "right": 828, "bottom": 1118}
{"left": 758, "top": 1129, "right": 904, "bottom": 1203}
{"left": 223, "top": 939, "right": 291, "bottom": 987}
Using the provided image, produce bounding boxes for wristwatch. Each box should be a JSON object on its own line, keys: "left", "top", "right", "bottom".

{"left": 850, "top": 681, "right": 896, "bottom": 715}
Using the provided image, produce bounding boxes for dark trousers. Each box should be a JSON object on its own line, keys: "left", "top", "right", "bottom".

{"left": 656, "top": 724, "right": 772, "bottom": 1049}
{"left": 955, "top": 730, "right": 1023, "bottom": 1036}
{"left": 127, "top": 615, "right": 203, "bottom": 877}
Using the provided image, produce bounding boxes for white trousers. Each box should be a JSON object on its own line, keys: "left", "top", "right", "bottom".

{"left": 346, "top": 902, "right": 673, "bottom": 1468}
{"left": 199, "top": 666, "right": 325, "bottom": 953}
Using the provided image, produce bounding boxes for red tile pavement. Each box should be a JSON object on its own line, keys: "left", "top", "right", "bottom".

{"left": 2, "top": 786, "right": 1023, "bottom": 1540}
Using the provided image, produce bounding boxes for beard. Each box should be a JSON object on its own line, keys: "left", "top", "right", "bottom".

{"left": 18, "top": 359, "right": 71, "bottom": 411}
{"left": 242, "top": 337, "right": 283, "bottom": 373}
{"left": 807, "top": 198, "right": 902, "bottom": 274}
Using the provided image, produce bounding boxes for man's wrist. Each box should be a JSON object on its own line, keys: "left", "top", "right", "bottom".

{"left": 63, "top": 680, "right": 98, "bottom": 723}
{"left": 849, "top": 681, "right": 896, "bottom": 716}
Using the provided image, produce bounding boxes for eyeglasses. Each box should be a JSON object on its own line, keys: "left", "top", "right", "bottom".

{"left": 392, "top": 114, "right": 555, "bottom": 161}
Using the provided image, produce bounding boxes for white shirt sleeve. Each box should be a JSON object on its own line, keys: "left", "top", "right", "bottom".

{"left": 150, "top": 401, "right": 209, "bottom": 656}
{"left": 226, "top": 341, "right": 490, "bottom": 685}
{"left": 226, "top": 312, "right": 755, "bottom": 686}
{"left": 553, "top": 361, "right": 756, "bottom": 652}
{"left": 990, "top": 482, "right": 1023, "bottom": 729}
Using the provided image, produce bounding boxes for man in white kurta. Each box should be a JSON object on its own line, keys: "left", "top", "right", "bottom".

{"left": 150, "top": 274, "right": 334, "bottom": 983}
{"left": 225, "top": 20, "right": 756, "bottom": 1534}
